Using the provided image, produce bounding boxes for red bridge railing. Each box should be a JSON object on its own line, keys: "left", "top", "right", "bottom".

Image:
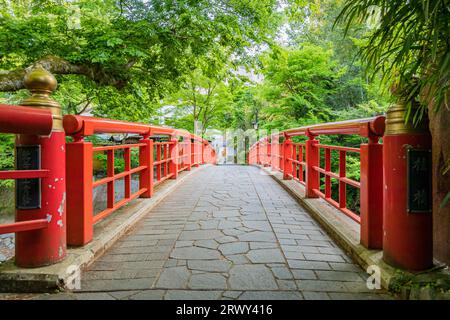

{"left": 0, "top": 86, "right": 216, "bottom": 268}
{"left": 63, "top": 115, "right": 216, "bottom": 246}
{"left": 0, "top": 68, "right": 433, "bottom": 272}
{"left": 249, "top": 116, "right": 385, "bottom": 249}
{"left": 0, "top": 104, "right": 53, "bottom": 235}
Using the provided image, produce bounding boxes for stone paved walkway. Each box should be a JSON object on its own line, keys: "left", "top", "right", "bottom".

{"left": 39, "top": 165, "right": 391, "bottom": 300}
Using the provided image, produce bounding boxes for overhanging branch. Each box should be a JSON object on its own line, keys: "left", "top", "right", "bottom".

{"left": 0, "top": 55, "right": 128, "bottom": 92}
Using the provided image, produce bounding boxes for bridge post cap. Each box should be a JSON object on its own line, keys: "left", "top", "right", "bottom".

{"left": 63, "top": 115, "right": 83, "bottom": 135}
{"left": 24, "top": 66, "right": 57, "bottom": 94}
{"left": 370, "top": 116, "right": 386, "bottom": 136}
{"left": 21, "top": 66, "right": 63, "bottom": 131}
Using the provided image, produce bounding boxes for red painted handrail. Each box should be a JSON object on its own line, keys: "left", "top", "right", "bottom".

{"left": 63, "top": 115, "right": 207, "bottom": 143}
{"left": 0, "top": 104, "right": 53, "bottom": 135}
{"left": 0, "top": 105, "right": 54, "bottom": 236}
{"left": 0, "top": 169, "right": 49, "bottom": 179}
{"left": 283, "top": 116, "right": 385, "bottom": 138}
{"left": 0, "top": 219, "right": 48, "bottom": 234}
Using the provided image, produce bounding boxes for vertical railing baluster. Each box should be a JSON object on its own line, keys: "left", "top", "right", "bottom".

{"left": 170, "top": 138, "right": 179, "bottom": 179}
{"left": 139, "top": 134, "right": 153, "bottom": 198}
{"left": 124, "top": 148, "right": 131, "bottom": 199}
{"left": 325, "top": 148, "right": 331, "bottom": 199}
{"left": 156, "top": 144, "right": 162, "bottom": 181}
{"left": 339, "top": 150, "right": 346, "bottom": 208}
{"left": 186, "top": 138, "right": 191, "bottom": 171}
{"left": 107, "top": 149, "right": 115, "bottom": 209}
{"left": 191, "top": 140, "right": 195, "bottom": 168}
{"left": 299, "top": 145, "right": 304, "bottom": 183}
{"left": 164, "top": 143, "right": 168, "bottom": 176}
{"left": 283, "top": 137, "right": 292, "bottom": 180}
{"left": 305, "top": 131, "right": 319, "bottom": 198}
{"left": 292, "top": 144, "right": 298, "bottom": 180}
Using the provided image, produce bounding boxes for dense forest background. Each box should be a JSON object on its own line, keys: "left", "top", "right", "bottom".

{"left": 0, "top": 0, "right": 390, "bottom": 216}
{"left": 0, "top": 1, "right": 448, "bottom": 223}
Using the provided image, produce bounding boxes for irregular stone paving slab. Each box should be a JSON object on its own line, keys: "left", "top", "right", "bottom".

{"left": 77, "top": 278, "right": 155, "bottom": 292}
{"left": 194, "top": 239, "right": 219, "bottom": 249}
{"left": 218, "top": 242, "right": 249, "bottom": 255}
{"left": 179, "top": 230, "right": 224, "bottom": 241}
{"left": 271, "top": 267, "right": 294, "bottom": 280}
{"left": 226, "top": 254, "right": 250, "bottom": 264}
{"left": 229, "top": 265, "right": 278, "bottom": 290}
{"left": 238, "top": 231, "right": 277, "bottom": 242}
{"left": 187, "top": 260, "right": 232, "bottom": 272}
{"left": 242, "top": 220, "right": 272, "bottom": 231}
{"left": 35, "top": 165, "right": 390, "bottom": 300}
{"left": 188, "top": 273, "right": 228, "bottom": 290}
{"left": 246, "top": 248, "right": 285, "bottom": 263}
{"left": 222, "top": 291, "right": 242, "bottom": 299}
{"left": 155, "top": 266, "right": 190, "bottom": 289}
{"left": 170, "top": 247, "right": 221, "bottom": 260}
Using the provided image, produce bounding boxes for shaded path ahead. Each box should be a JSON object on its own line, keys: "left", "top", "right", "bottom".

{"left": 41, "top": 165, "right": 390, "bottom": 300}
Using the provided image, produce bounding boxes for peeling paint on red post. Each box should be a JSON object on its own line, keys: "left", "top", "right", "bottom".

{"left": 15, "top": 67, "right": 67, "bottom": 267}
{"left": 15, "top": 132, "right": 67, "bottom": 266}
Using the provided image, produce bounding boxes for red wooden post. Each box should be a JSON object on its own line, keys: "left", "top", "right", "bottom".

{"left": 283, "top": 138, "right": 292, "bottom": 180}
{"left": 66, "top": 140, "right": 93, "bottom": 246}
{"left": 169, "top": 138, "right": 179, "bottom": 179}
{"left": 383, "top": 103, "right": 432, "bottom": 270}
{"left": 15, "top": 68, "right": 68, "bottom": 266}
{"left": 305, "top": 131, "right": 319, "bottom": 198}
{"left": 360, "top": 136, "right": 383, "bottom": 249}
{"left": 139, "top": 137, "right": 153, "bottom": 198}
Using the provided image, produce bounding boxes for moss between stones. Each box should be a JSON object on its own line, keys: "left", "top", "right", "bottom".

{"left": 389, "top": 267, "right": 450, "bottom": 300}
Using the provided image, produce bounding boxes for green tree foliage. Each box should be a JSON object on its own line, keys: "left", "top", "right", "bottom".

{"left": 209, "top": 0, "right": 389, "bottom": 134}
{"left": 0, "top": 134, "right": 14, "bottom": 188}
{"left": 0, "top": 0, "right": 280, "bottom": 118}
{"left": 336, "top": 0, "right": 449, "bottom": 119}
{"left": 157, "top": 66, "right": 235, "bottom": 135}
{"left": 260, "top": 44, "right": 345, "bottom": 128}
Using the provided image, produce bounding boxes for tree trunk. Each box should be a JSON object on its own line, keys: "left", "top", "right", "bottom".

{"left": 427, "top": 98, "right": 450, "bottom": 265}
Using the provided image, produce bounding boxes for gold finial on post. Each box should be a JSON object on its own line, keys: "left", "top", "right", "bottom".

{"left": 385, "top": 83, "right": 428, "bottom": 135}
{"left": 21, "top": 66, "right": 63, "bottom": 131}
